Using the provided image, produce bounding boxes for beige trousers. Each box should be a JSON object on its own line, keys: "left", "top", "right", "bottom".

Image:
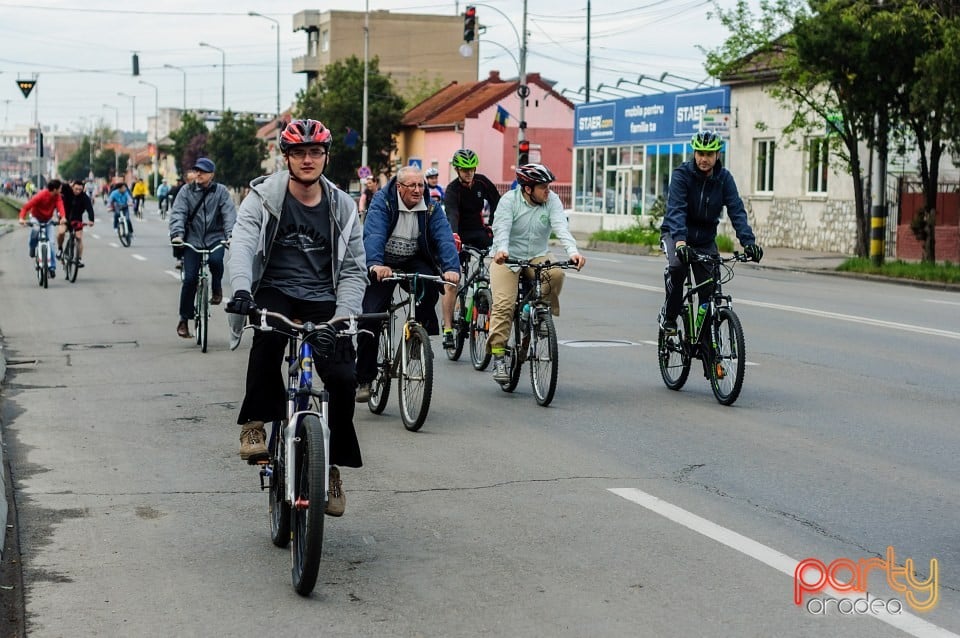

{"left": 488, "top": 255, "right": 565, "bottom": 353}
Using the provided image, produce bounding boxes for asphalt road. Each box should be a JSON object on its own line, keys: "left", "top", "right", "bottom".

{"left": 1, "top": 203, "right": 959, "bottom": 637}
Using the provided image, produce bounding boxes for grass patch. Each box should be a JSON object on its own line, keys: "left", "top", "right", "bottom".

{"left": 838, "top": 257, "right": 960, "bottom": 283}
{"left": 590, "top": 224, "right": 661, "bottom": 245}
{"left": 0, "top": 195, "right": 23, "bottom": 219}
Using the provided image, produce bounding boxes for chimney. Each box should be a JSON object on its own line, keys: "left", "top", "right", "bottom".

{"left": 488, "top": 70, "right": 501, "bottom": 82}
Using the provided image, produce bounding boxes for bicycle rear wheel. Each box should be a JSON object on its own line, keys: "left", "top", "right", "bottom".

{"left": 64, "top": 236, "right": 78, "bottom": 283}
{"left": 399, "top": 324, "right": 433, "bottom": 431}
{"left": 658, "top": 320, "right": 691, "bottom": 390}
{"left": 469, "top": 288, "right": 492, "bottom": 371}
{"left": 196, "top": 278, "right": 209, "bottom": 352}
{"left": 290, "top": 415, "right": 326, "bottom": 596}
{"left": 446, "top": 290, "right": 466, "bottom": 361}
{"left": 709, "top": 307, "right": 746, "bottom": 405}
{"left": 499, "top": 319, "right": 523, "bottom": 393}
{"left": 268, "top": 421, "right": 290, "bottom": 548}
{"left": 37, "top": 243, "right": 48, "bottom": 289}
{"left": 368, "top": 323, "right": 391, "bottom": 414}
{"left": 529, "top": 311, "right": 559, "bottom": 406}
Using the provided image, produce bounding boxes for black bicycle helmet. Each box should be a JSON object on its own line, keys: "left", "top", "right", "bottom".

{"left": 280, "top": 119, "right": 333, "bottom": 153}
{"left": 515, "top": 163, "right": 556, "bottom": 186}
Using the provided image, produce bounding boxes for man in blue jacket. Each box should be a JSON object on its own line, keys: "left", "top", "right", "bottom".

{"left": 658, "top": 131, "right": 763, "bottom": 334}
{"left": 355, "top": 165, "right": 460, "bottom": 401}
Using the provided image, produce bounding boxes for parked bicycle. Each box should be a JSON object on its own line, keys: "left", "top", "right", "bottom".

{"left": 497, "top": 258, "right": 575, "bottom": 406}
{"left": 234, "top": 306, "right": 387, "bottom": 596}
{"left": 445, "top": 245, "right": 493, "bottom": 370}
{"left": 172, "top": 240, "right": 226, "bottom": 353}
{"left": 657, "top": 250, "right": 750, "bottom": 405}
{"left": 366, "top": 272, "right": 453, "bottom": 431}
{"left": 27, "top": 219, "right": 55, "bottom": 289}
{"left": 61, "top": 221, "right": 91, "bottom": 283}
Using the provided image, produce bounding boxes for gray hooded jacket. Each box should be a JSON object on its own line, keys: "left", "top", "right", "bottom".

{"left": 228, "top": 171, "right": 367, "bottom": 318}
{"left": 168, "top": 181, "right": 236, "bottom": 247}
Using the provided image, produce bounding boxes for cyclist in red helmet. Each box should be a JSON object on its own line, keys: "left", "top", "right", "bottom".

{"left": 227, "top": 118, "right": 367, "bottom": 517}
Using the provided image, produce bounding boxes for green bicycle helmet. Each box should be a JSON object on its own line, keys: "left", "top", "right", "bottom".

{"left": 451, "top": 148, "right": 479, "bottom": 169}
{"left": 690, "top": 130, "right": 724, "bottom": 152}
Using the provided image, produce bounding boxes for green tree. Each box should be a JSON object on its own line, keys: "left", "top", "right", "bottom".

{"left": 58, "top": 136, "right": 96, "bottom": 181}
{"left": 294, "top": 55, "right": 404, "bottom": 189}
{"left": 168, "top": 111, "right": 209, "bottom": 174}
{"left": 206, "top": 110, "right": 267, "bottom": 189}
{"left": 400, "top": 71, "right": 448, "bottom": 109}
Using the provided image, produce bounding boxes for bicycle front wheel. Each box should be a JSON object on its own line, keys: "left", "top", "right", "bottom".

{"left": 469, "top": 288, "right": 492, "bottom": 371}
{"left": 368, "top": 324, "right": 391, "bottom": 414}
{"left": 399, "top": 324, "right": 433, "bottom": 431}
{"left": 446, "top": 290, "right": 466, "bottom": 361}
{"left": 37, "top": 243, "right": 48, "bottom": 289}
{"left": 658, "top": 321, "right": 691, "bottom": 391}
{"left": 529, "top": 312, "right": 559, "bottom": 406}
{"left": 290, "top": 415, "right": 326, "bottom": 596}
{"left": 117, "top": 217, "right": 131, "bottom": 247}
{"left": 196, "top": 278, "right": 209, "bottom": 352}
{"left": 268, "top": 421, "right": 290, "bottom": 548}
{"left": 709, "top": 307, "right": 746, "bottom": 406}
{"left": 64, "top": 236, "right": 78, "bottom": 283}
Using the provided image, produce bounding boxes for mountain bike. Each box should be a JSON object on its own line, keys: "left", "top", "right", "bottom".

{"left": 61, "top": 221, "right": 91, "bottom": 284}
{"left": 657, "top": 250, "right": 750, "bottom": 405}
{"left": 173, "top": 240, "right": 226, "bottom": 353}
{"left": 445, "top": 245, "right": 493, "bottom": 370}
{"left": 27, "top": 220, "right": 55, "bottom": 289}
{"left": 236, "top": 307, "right": 386, "bottom": 596}
{"left": 367, "top": 272, "right": 453, "bottom": 431}
{"left": 498, "top": 258, "right": 575, "bottom": 406}
{"left": 114, "top": 206, "right": 132, "bottom": 247}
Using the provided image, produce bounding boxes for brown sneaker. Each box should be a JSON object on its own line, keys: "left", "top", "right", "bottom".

{"left": 210, "top": 291, "right": 222, "bottom": 305}
{"left": 177, "top": 320, "right": 191, "bottom": 338}
{"left": 325, "top": 466, "right": 345, "bottom": 517}
{"left": 239, "top": 421, "right": 268, "bottom": 460}
{"left": 355, "top": 383, "right": 372, "bottom": 403}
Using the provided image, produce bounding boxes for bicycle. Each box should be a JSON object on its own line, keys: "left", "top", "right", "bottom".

{"left": 133, "top": 196, "right": 144, "bottom": 220}
{"left": 27, "top": 220, "right": 55, "bottom": 289}
{"left": 61, "top": 221, "right": 91, "bottom": 284}
{"left": 113, "top": 206, "right": 132, "bottom": 247}
{"left": 657, "top": 250, "right": 750, "bottom": 405}
{"left": 366, "top": 272, "right": 453, "bottom": 431}
{"left": 236, "top": 306, "right": 386, "bottom": 596}
{"left": 498, "top": 258, "right": 576, "bottom": 406}
{"left": 445, "top": 245, "right": 493, "bottom": 370}
{"left": 172, "top": 240, "right": 227, "bottom": 353}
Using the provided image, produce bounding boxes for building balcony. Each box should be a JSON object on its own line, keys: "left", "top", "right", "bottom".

{"left": 292, "top": 54, "right": 322, "bottom": 75}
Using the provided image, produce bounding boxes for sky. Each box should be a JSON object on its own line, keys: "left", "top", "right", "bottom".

{"left": 0, "top": 0, "right": 758, "bottom": 136}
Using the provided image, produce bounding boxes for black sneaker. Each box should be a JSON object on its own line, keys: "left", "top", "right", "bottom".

{"left": 56, "top": 250, "right": 63, "bottom": 260}
{"left": 48, "top": 268, "right": 56, "bottom": 279}
{"left": 77, "top": 261, "right": 85, "bottom": 268}
{"left": 442, "top": 331, "right": 455, "bottom": 349}
{"left": 659, "top": 313, "right": 677, "bottom": 335}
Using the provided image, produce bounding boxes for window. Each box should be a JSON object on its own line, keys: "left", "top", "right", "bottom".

{"left": 755, "top": 139, "right": 775, "bottom": 193}
{"left": 807, "top": 137, "right": 829, "bottom": 193}
{"left": 321, "top": 29, "right": 330, "bottom": 53}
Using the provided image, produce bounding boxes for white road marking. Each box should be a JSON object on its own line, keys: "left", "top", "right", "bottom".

{"left": 568, "top": 272, "right": 960, "bottom": 341}
{"left": 925, "top": 298, "right": 960, "bottom": 307}
{"left": 164, "top": 270, "right": 181, "bottom": 280}
{"left": 609, "top": 487, "right": 958, "bottom": 638}
{"left": 132, "top": 254, "right": 147, "bottom": 261}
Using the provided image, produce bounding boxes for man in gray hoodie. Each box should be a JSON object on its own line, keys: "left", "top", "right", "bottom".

{"left": 226, "top": 119, "right": 367, "bottom": 517}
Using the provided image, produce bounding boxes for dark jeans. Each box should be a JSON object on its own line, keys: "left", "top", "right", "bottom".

{"left": 661, "top": 234, "right": 717, "bottom": 321}
{"left": 236, "top": 287, "right": 362, "bottom": 468}
{"left": 355, "top": 256, "right": 443, "bottom": 384}
{"left": 178, "top": 246, "right": 224, "bottom": 321}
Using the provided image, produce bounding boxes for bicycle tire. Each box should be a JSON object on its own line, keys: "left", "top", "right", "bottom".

{"left": 469, "top": 288, "right": 493, "bottom": 371}
{"left": 399, "top": 324, "right": 433, "bottom": 431}
{"left": 529, "top": 311, "right": 559, "bottom": 406}
{"left": 38, "top": 243, "right": 48, "bottom": 289}
{"left": 658, "top": 320, "right": 691, "bottom": 391}
{"left": 268, "top": 421, "right": 291, "bottom": 548}
{"left": 446, "top": 290, "right": 466, "bottom": 361}
{"left": 290, "top": 415, "right": 325, "bottom": 596}
{"left": 499, "top": 319, "right": 523, "bottom": 393}
{"left": 709, "top": 307, "right": 746, "bottom": 406}
{"left": 117, "top": 217, "right": 131, "bottom": 247}
{"left": 368, "top": 323, "right": 391, "bottom": 414}
{"left": 64, "top": 235, "right": 78, "bottom": 283}
{"left": 196, "top": 278, "right": 209, "bottom": 351}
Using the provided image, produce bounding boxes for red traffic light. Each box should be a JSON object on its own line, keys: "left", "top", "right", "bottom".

{"left": 518, "top": 140, "right": 530, "bottom": 152}
{"left": 465, "top": 6, "right": 476, "bottom": 17}
{"left": 464, "top": 6, "right": 477, "bottom": 42}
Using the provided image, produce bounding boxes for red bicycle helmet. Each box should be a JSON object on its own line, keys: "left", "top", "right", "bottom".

{"left": 280, "top": 119, "right": 332, "bottom": 153}
{"left": 515, "top": 163, "right": 556, "bottom": 186}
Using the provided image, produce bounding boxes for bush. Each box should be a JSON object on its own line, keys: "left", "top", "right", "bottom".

{"left": 716, "top": 235, "right": 734, "bottom": 252}
{"left": 838, "top": 257, "right": 960, "bottom": 283}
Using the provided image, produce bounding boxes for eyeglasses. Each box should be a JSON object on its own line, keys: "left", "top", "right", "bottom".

{"left": 287, "top": 147, "right": 328, "bottom": 160}
{"left": 398, "top": 182, "right": 424, "bottom": 190}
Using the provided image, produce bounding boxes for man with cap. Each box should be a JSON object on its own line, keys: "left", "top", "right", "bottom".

{"left": 169, "top": 157, "right": 237, "bottom": 339}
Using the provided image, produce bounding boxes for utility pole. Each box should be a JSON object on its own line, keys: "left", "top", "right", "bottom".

{"left": 585, "top": 0, "right": 591, "bottom": 103}
{"left": 517, "top": 0, "right": 529, "bottom": 161}
{"left": 362, "top": 0, "right": 370, "bottom": 170}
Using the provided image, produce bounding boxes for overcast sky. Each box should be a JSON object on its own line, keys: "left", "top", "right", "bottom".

{"left": 0, "top": 0, "right": 758, "bottom": 135}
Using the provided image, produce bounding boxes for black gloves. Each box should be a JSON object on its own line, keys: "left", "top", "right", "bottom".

{"left": 744, "top": 244, "right": 764, "bottom": 263}
{"left": 226, "top": 290, "right": 256, "bottom": 316}
{"left": 307, "top": 324, "right": 338, "bottom": 361}
{"left": 675, "top": 243, "right": 692, "bottom": 265}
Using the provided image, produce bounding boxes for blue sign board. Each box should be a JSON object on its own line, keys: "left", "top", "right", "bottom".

{"left": 574, "top": 86, "right": 731, "bottom": 146}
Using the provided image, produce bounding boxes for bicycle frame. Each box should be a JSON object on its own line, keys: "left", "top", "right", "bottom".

{"left": 380, "top": 272, "right": 449, "bottom": 378}
{"left": 679, "top": 252, "right": 742, "bottom": 355}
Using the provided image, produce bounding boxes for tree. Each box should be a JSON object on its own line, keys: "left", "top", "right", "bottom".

{"left": 58, "top": 137, "right": 96, "bottom": 181}
{"left": 168, "top": 111, "right": 209, "bottom": 174}
{"left": 294, "top": 55, "right": 405, "bottom": 189}
{"left": 206, "top": 111, "right": 267, "bottom": 189}
{"left": 400, "top": 71, "right": 448, "bottom": 109}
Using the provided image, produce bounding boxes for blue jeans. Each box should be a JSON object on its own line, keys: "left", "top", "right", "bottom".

{"left": 28, "top": 221, "right": 57, "bottom": 270}
{"left": 179, "top": 246, "right": 225, "bottom": 321}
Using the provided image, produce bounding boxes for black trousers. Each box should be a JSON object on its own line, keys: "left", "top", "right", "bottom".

{"left": 661, "top": 234, "right": 717, "bottom": 322}
{"left": 236, "top": 287, "right": 362, "bottom": 468}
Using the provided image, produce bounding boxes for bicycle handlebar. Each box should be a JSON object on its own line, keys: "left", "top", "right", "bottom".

{"left": 247, "top": 309, "right": 391, "bottom": 337}
{"left": 503, "top": 257, "right": 576, "bottom": 270}
{"left": 381, "top": 272, "right": 456, "bottom": 286}
{"left": 462, "top": 245, "right": 491, "bottom": 258}
{"left": 170, "top": 240, "right": 228, "bottom": 255}
{"left": 688, "top": 251, "right": 750, "bottom": 265}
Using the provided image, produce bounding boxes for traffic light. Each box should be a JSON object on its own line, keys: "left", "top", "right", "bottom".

{"left": 132, "top": 53, "right": 140, "bottom": 76}
{"left": 463, "top": 6, "right": 477, "bottom": 43}
{"left": 518, "top": 140, "right": 530, "bottom": 165}
{"left": 36, "top": 129, "right": 44, "bottom": 157}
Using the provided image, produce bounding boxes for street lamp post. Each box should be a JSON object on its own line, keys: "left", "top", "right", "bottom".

{"left": 199, "top": 41, "right": 226, "bottom": 113}
{"left": 139, "top": 80, "right": 160, "bottom": 196}
{"left": 103, "top": 103, "right": 120, "bottom": 179}
{"left": 163, "top": 63, "right": 187, "bottom": 110}
{"left": 117, "top": 92, "right": 135, "bottom": 180}
{"left": 248, "top": 11, "right": 282, "bottom": 169}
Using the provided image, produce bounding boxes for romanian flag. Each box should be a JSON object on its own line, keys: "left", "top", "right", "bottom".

{"left": 492, "top": 105, "right": 509, "bottom": 133}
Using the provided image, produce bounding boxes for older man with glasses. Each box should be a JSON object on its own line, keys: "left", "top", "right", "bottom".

{"left": 353, "top": 164, "right": 460, "bottom": 402}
